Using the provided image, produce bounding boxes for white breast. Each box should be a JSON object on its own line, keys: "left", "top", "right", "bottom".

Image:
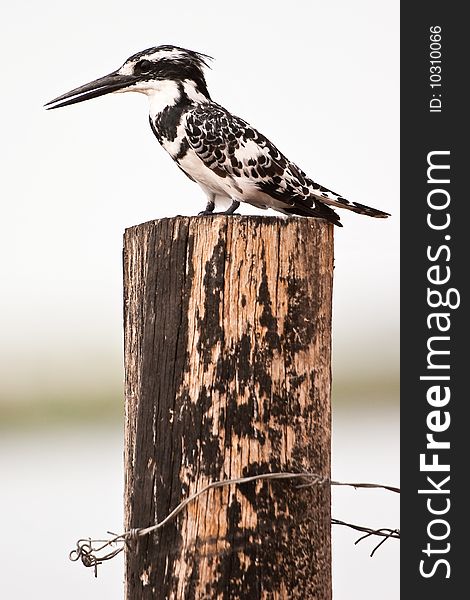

{"left": 178, "top": 149, "right": 230, "bottom": 194}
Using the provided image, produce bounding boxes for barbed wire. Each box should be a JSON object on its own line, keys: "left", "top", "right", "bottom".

{"left": 331, "top": 519, "right": 400, "bottom": 557}
{"left": 69, "top": 471, "right": 400, "bottom": 577}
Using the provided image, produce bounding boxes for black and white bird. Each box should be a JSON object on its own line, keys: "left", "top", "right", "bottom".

{"left": 45, "top": 45, "right": 390, "bottom": 226}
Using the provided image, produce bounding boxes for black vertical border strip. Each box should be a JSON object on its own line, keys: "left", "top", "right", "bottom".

{"left": 401, "top": 3, "right": 465, "bottom": 597}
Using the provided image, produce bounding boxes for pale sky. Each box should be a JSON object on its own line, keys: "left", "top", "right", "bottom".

{"left": 1, "top": 0, "right": 399, "bottom": 400}
{"left": 1, "top": 3, "right": 399, "bottom": 599}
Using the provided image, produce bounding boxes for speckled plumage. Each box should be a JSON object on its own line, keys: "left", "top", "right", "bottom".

{"left": 46, "top": 44, "right": 390, "bottom": 226}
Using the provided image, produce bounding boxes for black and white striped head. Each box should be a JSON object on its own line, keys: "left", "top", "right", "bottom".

{"left": 45, "top": 45, "right": 212, "bottom": 110}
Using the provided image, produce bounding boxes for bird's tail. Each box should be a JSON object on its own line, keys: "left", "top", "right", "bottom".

{"left": 311, "top": 188, "right": 390, "bottom": 219}
{"left": 333, "top": 200, "right": 391, "bottom": 218}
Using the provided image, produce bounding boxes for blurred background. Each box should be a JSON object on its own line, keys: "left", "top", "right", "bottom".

{"left": 1, "top": 0, "right": 399, "bottom": 598}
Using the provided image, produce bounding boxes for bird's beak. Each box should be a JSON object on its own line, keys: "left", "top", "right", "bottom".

{"left": 44, "top": 71, "right": 137, "bottom": 110}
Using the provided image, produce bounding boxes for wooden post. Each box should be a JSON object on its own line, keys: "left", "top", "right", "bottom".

{"left": 123, "top": 215, "right": 333, "bottom": 599}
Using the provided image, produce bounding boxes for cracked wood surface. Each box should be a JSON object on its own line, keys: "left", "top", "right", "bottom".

{"left": 123, "top": 215, "right": 333, "bottom": 599}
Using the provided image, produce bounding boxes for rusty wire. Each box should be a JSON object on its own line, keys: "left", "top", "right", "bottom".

{"left": 69, "top": 471, "right": 400, "bottom": 576}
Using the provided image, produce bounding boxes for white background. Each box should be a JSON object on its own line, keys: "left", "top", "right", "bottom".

{"left": 1, "top": 1, "right": 399, "bottom": 598}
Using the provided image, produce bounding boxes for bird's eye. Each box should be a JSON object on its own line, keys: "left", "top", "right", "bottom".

{"left": 135, "top": 59, "right": 153, "bottom": 74}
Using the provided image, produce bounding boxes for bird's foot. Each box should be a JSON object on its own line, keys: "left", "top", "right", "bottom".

{"left": 198, "top": 200, "right": 215, "bottom": 216}
{"left": 198, "top": 200, "right": 240, "bottom": 216}
{"left": 222, "top": 200, "right": 240, "bottom": 215}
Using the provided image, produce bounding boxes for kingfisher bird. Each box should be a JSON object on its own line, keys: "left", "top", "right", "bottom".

{"left": 45, "top": 45, "right": 390, "bottom": 226}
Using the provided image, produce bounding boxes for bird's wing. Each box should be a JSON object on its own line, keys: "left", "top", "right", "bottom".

{"left": 184, "top": 103, "right": 343, "bottom": 225}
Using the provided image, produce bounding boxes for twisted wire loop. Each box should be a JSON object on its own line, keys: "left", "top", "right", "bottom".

{"left": 69, "top": 536, "right": 126, "bottom": 578}
{"left": 69, "top": 471, "right": 400, "bottom": 576}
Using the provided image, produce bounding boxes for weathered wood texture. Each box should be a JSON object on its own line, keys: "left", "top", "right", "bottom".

{"left": 123, "top": 215, "right": 333, "bottom": 600}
